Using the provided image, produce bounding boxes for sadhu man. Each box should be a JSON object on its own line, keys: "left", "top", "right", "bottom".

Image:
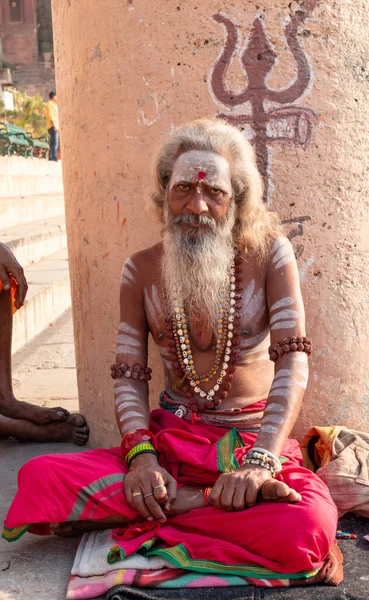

{"left": 0, "top": 242, "right": 89, "bottom": 444}
{"left": 3, "top": 120, "right": 342, "bottom": 586}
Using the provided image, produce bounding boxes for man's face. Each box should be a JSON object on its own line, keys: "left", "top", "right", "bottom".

{"left": 167, "top": 150, "right": 233, "bottom": 233}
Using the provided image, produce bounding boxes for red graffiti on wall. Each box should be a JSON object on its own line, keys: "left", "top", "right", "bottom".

{"left": 210, "top": 1, "right": 318, "bottom": 203}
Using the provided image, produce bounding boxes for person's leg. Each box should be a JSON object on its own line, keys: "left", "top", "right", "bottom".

{"left": 0, "top": 413, "right": 89, "bottom": 445}
{"left": 0, "top": 287, "right": 74, "bottom": 424}
{"left": 54, "top": 130, "right": 59, "bottom": 162}
{"left": 48, "top": 127, "right": 54, "bottom": 160}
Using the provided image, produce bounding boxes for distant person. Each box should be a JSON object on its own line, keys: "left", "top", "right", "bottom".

{"left": 0, "top": 242, "right": 89, "bottom": 444}
{"left": 45, "top": 91, "right": 59, "bottom": 162}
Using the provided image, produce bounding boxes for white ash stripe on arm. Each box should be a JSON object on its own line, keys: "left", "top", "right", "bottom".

{"left": 269, "top": 388, "right": 291, "bottom": 398}
{"left": 114, "top": 379, "right": 150, "bottom": 435}
{"left": 260, "top": 424, "right": 278, "bottom": 434}
{"left": 116, "top": 346, "right": 141, "bottom": 356}
{"left": 271, "top": 378, "right": 291, "bottom": 390}
{"left": 270, "top": 320, "right": 296, "bottom": 331}
{"left": 264, "top": 403, "right": 285, "bottom": 413}
{"left": 118, "top": 322, "right": 140, "bottom": 336}
{"left": 270, "top": 310, "right": 299, "bottom": 324}
{"left": 271, "top": 239, "right": 295, "bottom": 269}
{"left": 270, "top": 297, "right": 294, "bottom": 313}
{"left": 117, "top": 334, "right": 141, "bottom": 347}
{"left": 274, "top": 369, "right": 291, "bottom": 380}
{"left": 263, "top": 414, "right": 284, "bottom": 425}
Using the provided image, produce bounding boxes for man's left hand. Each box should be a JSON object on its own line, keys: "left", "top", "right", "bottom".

{"left": 210, "top": 464, "right": 273, "bottom": 511}
{"left": 0, "top": 242, "right": 28, "bottom": 308}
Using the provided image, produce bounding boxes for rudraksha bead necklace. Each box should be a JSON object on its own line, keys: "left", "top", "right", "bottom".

{"left": 165, "top": 251, "right": 243, "bottom": 413}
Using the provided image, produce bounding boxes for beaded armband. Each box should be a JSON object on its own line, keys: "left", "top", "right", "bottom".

{"left": 268, "top": 336, "right": 312, "bottom": 363}
{"left": 111, "top": 363, "right": 152, "bottom": 381}
{"left": 121, "top": 429, "right": 154, "bottom": 461}
{"left": 126, "top": 442, "right": 156, "bottom": 467}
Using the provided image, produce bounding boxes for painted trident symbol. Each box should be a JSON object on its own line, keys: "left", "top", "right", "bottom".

{"left": 210, "top": 1, "right": 318, "bottom": 203}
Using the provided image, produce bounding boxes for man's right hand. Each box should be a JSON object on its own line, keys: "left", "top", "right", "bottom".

{"left": 124, "top": 454, "right": 177, "bottom": 523}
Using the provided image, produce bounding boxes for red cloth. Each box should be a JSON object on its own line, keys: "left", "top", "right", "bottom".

{"left": 3, "top": 409, "right": 338, "bottom": 578}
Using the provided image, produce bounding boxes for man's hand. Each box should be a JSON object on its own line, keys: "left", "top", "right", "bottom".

{"left": 210, "top": 464, "right": 273, "bottom": 511}
{"left": 0, "top": 243, "right": 28, "bottom": 308}
{"left": 124, "top": 454, "right": 177, "bottom": 523}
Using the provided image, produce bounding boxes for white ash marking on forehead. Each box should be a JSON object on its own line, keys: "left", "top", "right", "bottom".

{"left": 170, "top": 150, "right": 232, "bottom": 193}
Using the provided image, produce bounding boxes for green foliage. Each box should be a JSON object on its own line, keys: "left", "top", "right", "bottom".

{"left": 0, "top": 91, "right": 47, "bottom": 137}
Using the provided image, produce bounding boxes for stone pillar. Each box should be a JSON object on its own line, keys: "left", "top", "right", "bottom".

{"left": 52, "top": 0, "right": 369, "bottom": 446}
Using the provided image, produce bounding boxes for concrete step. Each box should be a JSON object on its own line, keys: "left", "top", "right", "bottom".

{"left": 0, "top": 215, "right": 66, "bottom": 267}
{"left": 0, "top": 192, "right": 65, "bottom": 228}
{"left": 0, "top": 157, "right": 63, "bottom": 197}
{"left": 12, "top": 248, "right": 71, "bottom": 354}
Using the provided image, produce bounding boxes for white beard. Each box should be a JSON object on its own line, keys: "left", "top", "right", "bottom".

{"left": 162, "top": 203, "right": 236, "bottom": 329}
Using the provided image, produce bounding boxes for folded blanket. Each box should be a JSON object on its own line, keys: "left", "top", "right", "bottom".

{"left": 72, "top": 529, "right": 172, "bottom": 577}
{"left": 66, "top": 542, "right": 343, "bottom": 599}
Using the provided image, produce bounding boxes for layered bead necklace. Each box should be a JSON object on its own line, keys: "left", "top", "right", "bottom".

{"left": 165, "top": 251, "right": 243, "bottom": 413}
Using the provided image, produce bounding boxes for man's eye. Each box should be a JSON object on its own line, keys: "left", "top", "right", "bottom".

{"left": 209, "top": 187, "right": 222, "bottom": 195}
{"left": 177, "top": 184, "right": 190, "bottom": 191}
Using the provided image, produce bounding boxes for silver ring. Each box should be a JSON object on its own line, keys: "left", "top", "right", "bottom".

{"left": 143, "top": 491, "right": 154, "bottom": 499}
{"left": 153, "top": 484, "right": 166, "bottom": 490}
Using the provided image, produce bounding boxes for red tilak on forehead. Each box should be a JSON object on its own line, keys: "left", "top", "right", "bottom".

{"left": 197, "top": 170, "right": 206, "bottom": 180}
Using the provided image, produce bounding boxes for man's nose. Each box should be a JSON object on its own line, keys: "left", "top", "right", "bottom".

{"left": 186, "top": 187, "right": 209, "bottom": 215}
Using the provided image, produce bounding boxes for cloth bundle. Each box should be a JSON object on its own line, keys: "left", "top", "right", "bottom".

{"left": 301, "top": 426, "right": 369, "bottom": 517}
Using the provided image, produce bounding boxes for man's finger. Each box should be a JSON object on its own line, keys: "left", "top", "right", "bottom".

{"left": 151, "top": 473, "right": 168, "bottom": 504}
{"left": 131, "top": 491, "right": 154, "bottom": 520}
{"left": 219, "top": 481, "right": 235, "bottom": 511}
{"left": 12, "top": 267, "right": 28, "bottom": 308}
{"left": 164, "top": 477, "right": 177, "bottom": 511}
{"left": 245, "top": 481, "right": 259, "bottom": 508}
{"left": 0, "top": 266, "right": 10, "bottom": 291}
{"left": 232, "top": 482, "right": 248, "bottom": 511}
{"left": 210, "top": 479, "right": 224, "bottom": 509}
{"left": 144, "top": 493, "right": 166, "bottom": 522}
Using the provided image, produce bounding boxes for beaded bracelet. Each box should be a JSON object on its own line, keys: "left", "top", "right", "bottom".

{"left": 268, "top": 336, "right": 312, "bottom": 362}
{"left": 121, "top": 429, "right": 154, "bottom": 461}
{"left": 244, "top": 447, "right": 282, "bottom": 476}
{"left": 126, "top": 442, "right": 156, "bottom": 467}
{"left": 243, "top": 457, "right": 278, "bottom": 477}
{"left": 111, "top": 362, "right": 152, "bottom": 381}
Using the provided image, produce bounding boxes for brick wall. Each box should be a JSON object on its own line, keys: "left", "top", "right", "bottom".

{"left": 0, "top": 0, "right": 38, "bottom": 65}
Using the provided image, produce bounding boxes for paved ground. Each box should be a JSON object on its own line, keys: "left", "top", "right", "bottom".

{"left": 1, "top": 311, "right": 368, "bottom": 599}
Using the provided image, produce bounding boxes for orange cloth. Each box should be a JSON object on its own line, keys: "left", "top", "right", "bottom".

{"left": 0, "top": 276, "right": 18, "bottom": 313}
{"left": 45, "top": 100, "right": 59, "bottom": 130}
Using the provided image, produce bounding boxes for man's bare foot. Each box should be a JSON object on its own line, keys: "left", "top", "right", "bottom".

{"left": 49, "top": 515, "right": 133, "bottom": 537}
{"left": 259, "top": 479, "right": 302, "bottom": 503}
{"left": 0, "top": 392, "right": 69, "bottom": 424}
{"left": 0, "top": 413, "right": 89, "bottom": 445}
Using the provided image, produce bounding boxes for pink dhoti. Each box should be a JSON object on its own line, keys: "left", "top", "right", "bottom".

{"left": 2, "top": 408, "right": 341, "bottom": 584}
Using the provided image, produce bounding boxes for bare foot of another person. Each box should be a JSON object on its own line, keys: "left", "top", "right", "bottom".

{"left": 49, "top": 515, "right": 134, "bottom": 537}
{"left": 0, "top": 413, "right": 89, "bottom": 445}
{"left": 0, "top": 392, "right": 69, "bottom": 424}
{"left": 259, "top": 479, "right": 302, "bottom": 503}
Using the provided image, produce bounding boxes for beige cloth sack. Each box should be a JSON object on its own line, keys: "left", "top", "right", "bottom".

{"left": 315, "top": 427, "right": 369, "bottom": 518}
